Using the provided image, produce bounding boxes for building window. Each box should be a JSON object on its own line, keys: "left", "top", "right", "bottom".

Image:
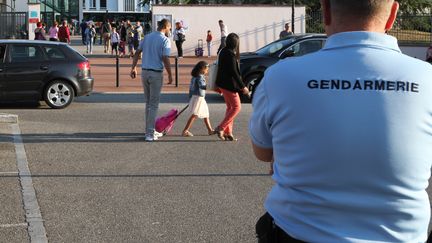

{"left": 89, "top": 0, "right": 96, "bottom": 9}
{"left": 124, "top": 0, "right": 134, "bottom": 11}
{"left": 100, "top": 0, "right": 106, "bottom": 9}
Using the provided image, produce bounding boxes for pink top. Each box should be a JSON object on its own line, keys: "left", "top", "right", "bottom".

{"left": 49, "top": 26, "right": 59, "bottom": 39}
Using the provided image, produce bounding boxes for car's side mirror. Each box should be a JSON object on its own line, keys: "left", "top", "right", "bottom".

{"left": 281, "top": 50, "right": 295, "bottom": 59}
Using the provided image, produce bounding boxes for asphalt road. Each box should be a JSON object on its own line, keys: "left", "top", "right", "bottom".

{"left": 1, "top": 93, "right": 431, "bottom": 242}
{"left": 0, "top": 93, "right": 271, "bottom": 243}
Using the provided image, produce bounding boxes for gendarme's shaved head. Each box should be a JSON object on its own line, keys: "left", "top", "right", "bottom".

{"left": 330, "top": 0, "right": 394, "bottom": 19}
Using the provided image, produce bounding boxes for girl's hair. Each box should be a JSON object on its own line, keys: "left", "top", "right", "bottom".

{"left": 36, "top": 22, "right": 42, "bottom": 28}
{"left": 225, "top": 33, "right": 240, "bottom": 60}
{"left": 191, "top": 61, "right": 209, "bottom": 77}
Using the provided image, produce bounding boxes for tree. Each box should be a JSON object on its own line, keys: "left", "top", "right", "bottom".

{"left": 398, "top": 0, "right": 431, "bottom": 14}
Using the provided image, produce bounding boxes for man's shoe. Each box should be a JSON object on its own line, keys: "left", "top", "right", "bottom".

{"left": 145, "top": 134, "right": 158, "bottom": 142}
{"left": 154, "top": 131, "right": 163, "bottom": 138}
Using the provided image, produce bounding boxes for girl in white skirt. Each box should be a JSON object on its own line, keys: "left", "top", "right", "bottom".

{"left": 182, "top": 61, "right": 215, "bottom": 137}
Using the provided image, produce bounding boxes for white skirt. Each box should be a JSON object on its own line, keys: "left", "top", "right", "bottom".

{"left": 188, "top": 95, "right": 209, "bottom": 119}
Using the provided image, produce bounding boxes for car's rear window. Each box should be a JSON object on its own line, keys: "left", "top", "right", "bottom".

{"left": 64, "top": 44, "right": 86, "bottom": 60}
{"left": 10, "top": 45, "right": 45, "bottom": 62}
{"left": 44, "top": 46, "right": 67, "bottom": 60}
{"left": 256, "top": 37, "right": 295, "bottom": 56}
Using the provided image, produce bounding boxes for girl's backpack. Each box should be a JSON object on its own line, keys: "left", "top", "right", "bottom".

{"left": 155, "top": 105, "right": 189, "bottom": 135}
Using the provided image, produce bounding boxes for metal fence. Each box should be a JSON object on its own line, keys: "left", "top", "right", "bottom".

{"left": 305, "top": 11, "right": 432, "bottom": 45}
{"left": 390, "top": 15, "right": 432, "bottom": 44}
{"left": 0, "top": 12, "right": 28, "bottom": 39}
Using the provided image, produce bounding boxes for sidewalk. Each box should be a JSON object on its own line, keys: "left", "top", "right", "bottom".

{"left": 0, "top": 114, "right": 29, "bottom": 242}
{"left": 69, "top": 36, "right": 216, "bottom": 94}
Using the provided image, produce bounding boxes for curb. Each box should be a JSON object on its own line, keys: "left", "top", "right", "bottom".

{"left": 0, "top": 113, "right": 18, "bottom": 123}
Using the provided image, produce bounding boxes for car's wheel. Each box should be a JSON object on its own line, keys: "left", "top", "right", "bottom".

{"left": 241, "top": 73, "right": 262, "bottom": 103}
{"left": 43, "top": 80, "right": 75, "bottom": 109}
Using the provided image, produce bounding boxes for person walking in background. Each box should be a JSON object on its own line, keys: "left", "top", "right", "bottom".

{"left": 279, "top": 23, "right": 293, "bottom": 39}
{"left": 250, "top": 0, "right": 432, "bottom": 242}
{"left": 95, "top": 22, "right": 102, "bottom": 45}
{"left": 133, "top": 21, "right": 143, "bottom": 51}
{"left": 84, "top": 24, "right": 96, "bottom": 54}
{"left": 58, "top": 20, "right": 70, "bottom": 44}
{"left": 119, "top": 20, "right": 127, "bottom": 58}
{"left": 110, "top": 27, "right": 120, "bottom": 57}
{"left": 126, "top": 20, "right": 135, "bottom": 58}
{"left": 34, "top": 22, "right": 46, "bottom": 40}
{"left": 182, "top": 61, "right": 215, "bottom": 137}
{"left": 173, "top": 21, "right": 186, "bottom": 58}
{"left": 69, "top": 23, "right": 75, "bottom": 36}
{"left": 217, "top": 20, "right": 228, "bottom": 54}
{"left": 130, "top": 19, "right": 173, "bottom": 142}
{"left": 214, "top": 33, "right": 249, "bottom": 141}
{"left": 48, "top": 21, "right": 59, "bottom": 41}
{"left": 80, "top": 19, "right": 87, "bottom": 45}
{"left": 206, "top": 30, "right": 213, "bottom": 57}
{"left": 102, "top": 20, "right": 112, "bottom": 53}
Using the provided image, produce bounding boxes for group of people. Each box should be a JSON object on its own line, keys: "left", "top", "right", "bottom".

{"left": 79, "top": 19, "right": 144, "bottom": 57}
{"left": 133, "top": 0, "right": 432, "bottom": 241}
{"left": 170, "top": 19, "right": 230, "bottom": 58}
{"left": 69, "top": 17, "right": 230, "bottom": 59}
{"left": 129, "top": 19, "right": 247, "bottom": 142}
{"left": 181, "top": 31, "right": 248, "bottom": 141}
{"left": 34, "top": 20, "right": 71, "bottom": 43}
{"left": 166, "top": 20, "right": 223, "bottom": 58}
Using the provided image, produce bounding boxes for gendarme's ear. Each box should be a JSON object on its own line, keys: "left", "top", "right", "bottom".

{"left": 321, "top": 0, "right": 332, "bottom": 26}
{"left": 385, "top": 1, "right": 399, "bottom": 31}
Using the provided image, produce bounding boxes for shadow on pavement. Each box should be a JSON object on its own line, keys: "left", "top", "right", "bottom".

{"left": 0, "top": 173, "right": 269, "bottom": 178}
{"left": 0, "top": 101, "right": 48, "bottom": 109}
{"left": 0, "top": 132, "right": 225, "bottom": 143}
{"left": 0, "top": 93, "right": 224, "bottom": 109}
{"left": 76, "top": 93, "right": 225, "bottom": 104}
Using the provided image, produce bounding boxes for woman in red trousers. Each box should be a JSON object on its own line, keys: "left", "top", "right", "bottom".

{"left": 215, "top": 33, "right": 249, "bottom": 141}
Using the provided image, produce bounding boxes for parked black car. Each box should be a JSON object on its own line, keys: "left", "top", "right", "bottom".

{"left": 240, "top": 34, "right": 327, "bottom": 101}
{"left": 0, "top": 40, "right": 94, "bottom": 109}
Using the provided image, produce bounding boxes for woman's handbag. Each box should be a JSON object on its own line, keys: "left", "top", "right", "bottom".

{"left": 177, "top": 33, "right": 186, "bottom": 42}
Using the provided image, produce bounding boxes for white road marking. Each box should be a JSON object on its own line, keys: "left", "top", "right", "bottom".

{"left": 11, "top": 124, "right": 48, "bottom": 243}
{"left": 0, "top": 171, "right": 19, "bottom": 175}
{"left": 0, "top": 223, "right": 28, "bottom": 228}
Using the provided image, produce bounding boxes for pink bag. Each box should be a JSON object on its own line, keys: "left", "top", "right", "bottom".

{"left": 155, "top": 105, "right": 189, "bottom": 135}
{"left": 155, "top": 109, "right": 178, "bottom": 134}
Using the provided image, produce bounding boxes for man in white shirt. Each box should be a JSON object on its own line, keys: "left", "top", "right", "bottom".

{"left": 250, "top": 0, "right": 432, "bottom": 242}
{"left": 217, "top": 20, "right": 228, "bottom": 54}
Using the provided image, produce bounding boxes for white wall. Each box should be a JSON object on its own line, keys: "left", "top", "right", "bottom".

{"left": 152, "top": 5, "right": 306, "bottom": 56}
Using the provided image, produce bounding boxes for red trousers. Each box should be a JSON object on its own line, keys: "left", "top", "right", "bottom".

{"left": 218, "top": 88, "right": 241, "bottom": 134}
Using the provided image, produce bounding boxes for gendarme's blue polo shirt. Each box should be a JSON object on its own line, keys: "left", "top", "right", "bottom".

{"left": 249, "top": 31, "right": 432, "bottom": 242}
{"left": 138, "top": 31, "right": 171, "bottom": 71}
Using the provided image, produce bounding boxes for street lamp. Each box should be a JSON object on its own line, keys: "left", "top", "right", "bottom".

{"left": 12, "top": 0, "right": 16, "bottom": 39}
{"left": 291, "top": 0, "right": 295, "bottom": 33}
